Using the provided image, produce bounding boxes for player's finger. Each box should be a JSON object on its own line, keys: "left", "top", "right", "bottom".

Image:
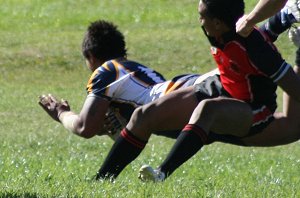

{"left": 39, "top": 96, "right": 50, "bottom": 106}
{"left": 38, "top": 94, "right": 46, "bottom": 102}
{"left": 38, "top": 100, "right": 51, "bottom": 112}
{"left": 61, "top": 99, "right": 69, "bottom": 106}
{"left": 48, "top": 94, "right": 59, "bottom": 103}
{"left": 39, "top": 94, "right": 46, "bottom": 99}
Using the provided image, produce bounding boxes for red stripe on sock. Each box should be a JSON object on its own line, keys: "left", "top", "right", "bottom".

{"left": 121, "top": 129, "right": 146, "bottom": 149}
{"left": 183, "top": 124, "right": 208, "bottom": 143}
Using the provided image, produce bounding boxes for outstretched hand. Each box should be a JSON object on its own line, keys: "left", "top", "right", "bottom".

{"left": 38, "top": 94, "right": 71, "bottom": 122}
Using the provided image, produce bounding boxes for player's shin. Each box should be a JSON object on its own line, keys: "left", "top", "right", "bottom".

{"left": 260, "top": 10, "right": 295, "bottom": 42}
{"left": 96, "top": 128, "right": 147, "bottom": 180}
{"left": 158, "top": 124, "right": 208, "bottom": 178}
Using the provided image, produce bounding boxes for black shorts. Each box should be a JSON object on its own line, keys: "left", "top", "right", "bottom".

{"left": 193, "top": 74, "right": 276, "bottom": 136}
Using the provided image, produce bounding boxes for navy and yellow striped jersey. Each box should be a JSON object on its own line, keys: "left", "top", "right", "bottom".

{"left": 87, "top": 58, "right": 165, "bottom": 106}
{"left": 86, "top": 57, "right": 216, "bottom": 123}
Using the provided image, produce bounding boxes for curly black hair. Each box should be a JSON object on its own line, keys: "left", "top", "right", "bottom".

{"left": 82, "top": 20, "right": 127, "bottom": 61}
{"left": 202, "top": 0, "right": 244, "bottom": 29}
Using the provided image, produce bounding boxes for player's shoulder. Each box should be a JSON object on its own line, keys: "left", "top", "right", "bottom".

{"left": 99, "top": 58, "right": 146, "bottom": 73}
{"left": 224, "top": 30, "right": 267, "bottom": 57}
{"left": 242, "top": 27, "right": 273, "bottom": 48}
{"left": 90, "top": 58, "right": 128, "bottom": 78}
{"left": 99, "top": 59, "right": 122, "bottom": 73}
{"left": 87, "top": 59, "right": 123, "bottom": 87}
{"left": 226, "top": 28, "right": 264, "bottom": 49}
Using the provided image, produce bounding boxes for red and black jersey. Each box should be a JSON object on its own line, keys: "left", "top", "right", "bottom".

{"left": 206, "top": 27, "right": 290, "bottom": 106}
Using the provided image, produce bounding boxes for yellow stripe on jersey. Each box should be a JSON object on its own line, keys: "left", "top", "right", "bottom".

{"left": 102, "top": 62, "right": 111, "bottom": 71}
{"left": 101, "top": 61, "right": 119, "bottom": 97}
{"left": 164, "top": 81, "right": 185, "bottom": 95}
{"left": 99, "top": 62, "right": 114, "bottom": 96}
{"left": 87, "top": 70, "right": 100, "bottom": 93}
{"left": 111, "top": 60, "right": 120, "bottom": 81}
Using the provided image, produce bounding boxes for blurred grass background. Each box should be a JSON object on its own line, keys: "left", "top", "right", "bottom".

{"left": 0, "top": 0, "right": 299, "bottom": 197}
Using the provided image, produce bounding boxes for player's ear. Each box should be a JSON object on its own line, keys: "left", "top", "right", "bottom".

{"left": 86, "top": 52, "right": 105, "bottom": 71}
{"left": 213, "top": 18, "right": 222, "bottom": 30}
{"left": 87, "top": 52, "right": 97, "bottom": 65}
{"left": 213, "top": 18, "right": 230, "bottom": 33}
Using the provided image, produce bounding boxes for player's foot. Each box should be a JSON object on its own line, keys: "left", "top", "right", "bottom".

{"left": 289, "top": 27, "right": 300, "bottom": 47}
{"left": 138, "top": 165, "right": 165, "bottom": 182}
{"left": 283, "top": 0, "right": 300, "bottom": 22}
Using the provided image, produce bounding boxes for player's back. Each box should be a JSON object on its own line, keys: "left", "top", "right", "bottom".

{"left": 86, "top": 58, "right": 165, "bottom": 106}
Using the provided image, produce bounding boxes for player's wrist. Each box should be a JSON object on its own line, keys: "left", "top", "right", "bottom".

{"left": 236, "top": 15, "right": 255, "bottom": 37}
{"left": 58, "top": 111, "right": 78, "bottom": 133}
{"left": 243, "top": 12, "right": 257, "bottom": 26}
{"left": 58, "top": 111, "right": 75, "bottom": 122}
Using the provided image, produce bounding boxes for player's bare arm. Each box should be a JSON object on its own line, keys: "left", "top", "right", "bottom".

{"left": 39, "top": 94, "right": 110, "bottom": 138}
{"left": 277, "top": 66, "right": 300, "bottom": 102}
{"left": 236, "top": 0, "right": 287, "bottom": 36}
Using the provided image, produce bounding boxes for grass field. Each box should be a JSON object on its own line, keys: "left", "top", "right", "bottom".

{"left": 1, "top": 0, "right": 300, "bottom": 197}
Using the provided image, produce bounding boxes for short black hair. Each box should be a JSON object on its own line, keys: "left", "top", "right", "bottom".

{"left": 202, "top": 0, "right": 244, "bottom": 29}
{"left": 82, "top": 20, "right": 127, "bottom": 61}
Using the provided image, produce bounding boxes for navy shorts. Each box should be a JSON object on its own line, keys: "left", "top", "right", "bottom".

{"left": 193, "top": 74, "right": 276, "bottom": 136}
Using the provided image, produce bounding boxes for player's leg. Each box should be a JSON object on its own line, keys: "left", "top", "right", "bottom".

{"left": 241, "top": 113, "right": 300, "bottom": 146}
{"left": 285, "top": 0, "right": 300, "bottom": 22}
{"left": 188, "top": 97, "right": 253, "bottom": 137}
{"left": 139, "top": 98, "right": 253, "bottom": 182}
{"left": 96, "top": 86, "right": 199, "bottom": 180}
{"left": 138, "top": 76, "right": 256, "bottom": 181}
{"left": 284, "top": 28, "right": 300, "bottom": 120}
{"left": 160, "top": 98, "right": 252, "bottom": 174}
{"left": 138, "top": 106, "right": 297, "bottom": 182}
{"left": 127, "top": 86, "right": 198, "bottom": 140}
{"left": 241, "top": 66, "right": 300, "bottom": 146}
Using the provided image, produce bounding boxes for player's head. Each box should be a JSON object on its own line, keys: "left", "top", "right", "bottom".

{"left": 198, "top": 0, "right": 244, "bottom": 36}
{"left": 82, "top": 20, "right": 127, "bottom": 63}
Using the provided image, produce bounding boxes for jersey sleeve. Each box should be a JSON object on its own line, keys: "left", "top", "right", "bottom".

{"left": 86, "top": 64, "right": 118, "bottom": 99}
{"left": 244, "top": 29, "right": 291, "bottom": 82}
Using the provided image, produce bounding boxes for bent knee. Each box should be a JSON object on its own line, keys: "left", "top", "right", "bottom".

{"left": 126, "top": 104, "right": 158, "bottom": 137}
{"left": 128, "top": 106, "right": 148, "bottom": 127}
{"left": 130, "top": 103, "right": 158, "bottom": 125}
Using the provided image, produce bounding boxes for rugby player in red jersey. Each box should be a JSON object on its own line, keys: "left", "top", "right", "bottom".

{"left": 39, "top": 1, "right": 300, "bottom": 181}
{"left": 93, "top": 0, "right": 300, "bottom": 181}
{"left": 136, "top": 0, "right": 300, "bottom": 182}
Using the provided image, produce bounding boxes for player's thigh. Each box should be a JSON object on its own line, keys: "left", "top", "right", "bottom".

{"left": 242, "top": 112, "right": 300, "bottom": 146}
{"left": 127, "top": 86, "right": 198, "bottom": 132}
{"left": 204, "top": 98, "right": 253, "bottom": 136}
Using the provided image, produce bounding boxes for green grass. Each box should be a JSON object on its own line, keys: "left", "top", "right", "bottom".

{"left": 1, "top": 0, "right": 300, "bottom": 197}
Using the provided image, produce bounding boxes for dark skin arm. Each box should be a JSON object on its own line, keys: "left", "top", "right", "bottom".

{"left": 39, "top": 94, "right": 110, "bottom": 138}
{"left": 277, "top": 66, "right": 300, "bottom": 102}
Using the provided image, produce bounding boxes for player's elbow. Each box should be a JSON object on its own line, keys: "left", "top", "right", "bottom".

{"left": 76, "top": 128, "right": 96, "bottom": 139}
{"left": 74, "top": 123, "right": 98, "bottom": 139}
